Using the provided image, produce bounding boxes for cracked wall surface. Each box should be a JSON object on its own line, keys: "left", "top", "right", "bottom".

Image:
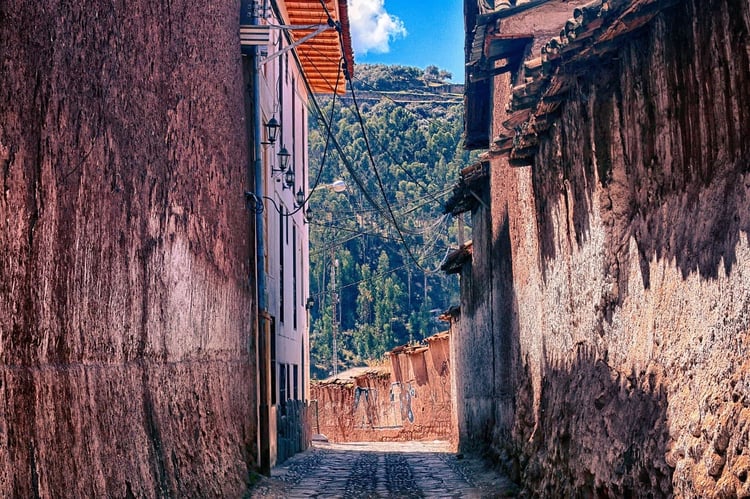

{"left": 312, "top": 335, "right": 455, "bottom": 444}
{"left": 457, "top": 0, "right": 750, "bottom": 496}
{"left": 0, "top": 2, "right": 257, "bottom": 496}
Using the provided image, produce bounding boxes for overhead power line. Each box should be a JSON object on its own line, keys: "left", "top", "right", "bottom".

{"left": 290, "top": 7, "right": 455, "bottom": 272}
{"left": 344, "top": 75, "right": 437, "bottom": 273}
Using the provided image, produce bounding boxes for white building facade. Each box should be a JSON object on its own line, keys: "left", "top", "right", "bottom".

{"left": 241, "top": 0, "right": 353, "bottom": 470}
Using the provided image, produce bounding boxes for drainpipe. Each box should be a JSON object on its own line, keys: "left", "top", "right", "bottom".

{"left": 241, "top": 0, "right": 271, "bottom": 476}
{"left": 251, "top": 22, "right": 266, "bottom": 317}
{"left": 253, "top": 28, "right": 273, "bottom": 477}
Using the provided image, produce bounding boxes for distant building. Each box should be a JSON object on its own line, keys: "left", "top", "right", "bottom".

{"left": 310, "top": 332, "right": 456, "bottom": 445}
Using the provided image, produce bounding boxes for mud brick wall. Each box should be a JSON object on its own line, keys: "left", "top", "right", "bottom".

{"left": 311, "top": 334, "right": 455, "bottom": 444}
{"left": 457, "top": 0, "right": 750, "bottom": 496}
{"left": 0, "top": 2, "right": 256, "bottom": 496}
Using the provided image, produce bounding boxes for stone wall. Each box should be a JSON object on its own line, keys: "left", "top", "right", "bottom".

{"left": 0, "top": 2, "right": 257, "bottom": 496}
{"left": 311, "top": 333, "right": 455, "bottom": 444}
{"left": 458, "top": 0, "right": 750, "bottom": 496}
{"left": 277, "top": 400, "right": 313, "bottom": 465}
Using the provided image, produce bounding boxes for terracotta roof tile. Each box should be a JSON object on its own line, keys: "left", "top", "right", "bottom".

{"left": 479, "top": 0, "right": 679, "bottom": 165}
{"left": 284, "top": 0, "right": 354, "bottom": 94}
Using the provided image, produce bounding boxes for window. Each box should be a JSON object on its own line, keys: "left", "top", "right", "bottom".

{"left": 278, "top": 38, "right": 284, "bottom": 127}
{"left": 279, "top": 205, "right": 284, "bottom": 323}
{"left": 293, "top": 364, "right": 299, "bottom": 400}
{"left": 302, "top": 106, "right": 307, "bottom": 189}
{"left": 270, "top": 318, "right": 277, "bottom": 405}
{"left": 279, "top": 362, "right": 286, "bottom": 405}
{"left": 292, "top": 78, "right": 296, "bottom": 178}
{"left": 300, "top": 341, "right": 305, "bottom": 402}
{"left": 286, "top": 364, "right": 291, "bottom": 403}
{"left": 293, "top": 224, "right": 298, "bottom": 330}
{"left": 263, "top": 207, "right": 269, "bottom": 275}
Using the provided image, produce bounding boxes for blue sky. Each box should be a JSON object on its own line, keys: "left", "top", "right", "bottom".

{"left": 348, "top": 0, "right": 466, "bottom": 83}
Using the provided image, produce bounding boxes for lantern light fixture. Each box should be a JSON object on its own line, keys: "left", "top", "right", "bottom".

{"left": 263, "top": 116, "right": 280, "bottom": 145}
{"left": 271, "top": 145, "right": 292, "bottom": 178}
{"left": 283, "top": 167, "right": 295, "bottom": 189}
{"left": 295, "top": 187, "right": 305, "bottom": 207}
{"left": 277, "top": 146, "right": 291, "bottom": 171}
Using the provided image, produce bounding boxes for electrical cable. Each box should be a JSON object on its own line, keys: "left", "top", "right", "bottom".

{"left": 308, "top": 264, "right": 409, "bottom": 300}
{"left": 291, "top": 51, "right": 408, "bottom": 241}
{"left": 309, "top": 219, "right": 454, "bottom": 258}
{"left": 299, "top": 45, "right": 460, "bottom": 239}
{"left": 342, "top": 68, "right": 463, "bottom": 188}
{"left": 306, "top": 74, "right": 391, "bottom": 222}
{"left": 345, "top": 75, "right": 435, "bottom": 273}
{"left": 308, "top": 185, "right": 452, "bottom": 227}
{"left": 342, "top": 100, "right": 445, "bottom": 206}
{"left": 246, "top": 57, "right": 342, "bottom": 217}
{"left": 304, "top": 44, "right": 460, "bottom": 207}
{"left": 309, "top": 220, "right": 401, "bottom": 243}
{"left": 296, "top": 48, "right": 450, "bottom": 234}
{"left": 294, "top": 4, "right": 458, "bottom": 272}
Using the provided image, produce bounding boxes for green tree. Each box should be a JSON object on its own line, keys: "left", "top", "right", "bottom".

{"left": 307, "top": 63, "right": 473, "bottom": 377}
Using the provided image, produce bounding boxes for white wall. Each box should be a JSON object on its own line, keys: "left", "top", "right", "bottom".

{"left": 258, "top": 12, "right": 311, "bottom": 406}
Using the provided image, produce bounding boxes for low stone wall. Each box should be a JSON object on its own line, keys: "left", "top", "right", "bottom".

{"left": 276, "top": 400, "right": 312, "bottom": 465}
{"left": 310, "top": 333, "right": 455, "bottom": 444}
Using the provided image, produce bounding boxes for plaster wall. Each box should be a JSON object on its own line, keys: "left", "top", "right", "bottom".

{"left": 0, "top": 2, "right": 256, "bottom": 496}
{"left": 463, "top": 0, "right": 750, "bottom": 496}
{"left": 454, "top": 191, "right": 498, "bottom": 448}
{"left": 259, "top": 18, "right": 311, "bottom": 408}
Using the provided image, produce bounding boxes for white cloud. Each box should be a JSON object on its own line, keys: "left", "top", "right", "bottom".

{"left": 348, "top": 0, "right": 407, "bottom": 55}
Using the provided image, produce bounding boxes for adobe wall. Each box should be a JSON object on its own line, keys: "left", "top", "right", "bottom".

{"left": 311, "top": 334, "right": 455, "bottom": 444}
{"left": 0, "top": 2, "right": 256, "bottom": 496}
{"left": 451, "top": 184, "right": 501, "bottom": 448}
{"left": 476, "top": 0, "right": 750, "bottom": 496}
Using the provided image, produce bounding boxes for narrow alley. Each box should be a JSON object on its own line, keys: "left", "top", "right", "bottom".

{"left": 3, "top": 0, "right": 750, "bottom": 496}
{"left": 249, "top": 441, "right": 515, "bottom": 498}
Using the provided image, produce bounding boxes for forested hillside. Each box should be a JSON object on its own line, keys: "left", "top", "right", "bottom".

{"left": 307, "top": 64, "right": 470, "bottom": 379}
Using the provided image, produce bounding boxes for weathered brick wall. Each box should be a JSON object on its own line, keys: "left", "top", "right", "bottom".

{"left": 311, "top": 334, "right": 456, "bottom": 444}
{"left": 0, "top": 2, "right": 256, "bottom": 496}
{"left": 458, "top": 0, "right": 750, "bottom": 496}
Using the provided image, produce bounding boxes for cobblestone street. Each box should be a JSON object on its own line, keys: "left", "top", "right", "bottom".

{"left": 249, "top": 441, "right": 516, "bottom": 498}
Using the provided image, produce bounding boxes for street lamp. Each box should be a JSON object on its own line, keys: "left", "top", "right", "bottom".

{"left": 270, "top": 145, "right": 293, "bottom": 181}
{"left": 263, "top": 116, "right": 280, "bottom": 145}
{"left": 277, "top": 145, "right": 291, "bottom": 170}
{"left": 327, "top": 180, "right": 347, "bottom": 193}
{"left": 300, "top": 180, "right": 347, "bottom": 219}
{"left": 283, "top": 167, "right": 295, "bottom": 190}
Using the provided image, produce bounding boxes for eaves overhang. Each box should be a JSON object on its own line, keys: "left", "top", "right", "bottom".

{"left": 283, "top": 0, "right": 355, "bottom": 94}
{"left": 440, "top": 241, "right": 474, "bottom": 275}
{"left": 438, "top": 305, "right": 461, "bottom": 322}
{"left": 486, "top": 0, "right": 679, "bottom": 164}
{"left": 444, "top": 161, "right": 489, "bottom": 216}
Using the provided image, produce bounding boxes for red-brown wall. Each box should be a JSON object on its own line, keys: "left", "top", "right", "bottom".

{"left": 0, "top": 2, "right": 256, "bottom": 496}
{"left": 456, "top": 0, "right": 750, "bottom": 496}
{"left": 311, "top": 334, "right": 456, "bottom": 444}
